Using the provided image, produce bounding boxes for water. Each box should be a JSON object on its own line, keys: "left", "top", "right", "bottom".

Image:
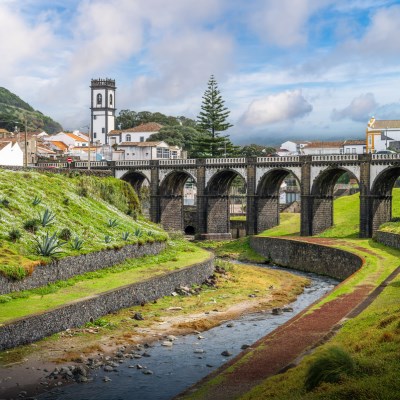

{"left": 38, "top": 266, "right": 337, "bottom": 400}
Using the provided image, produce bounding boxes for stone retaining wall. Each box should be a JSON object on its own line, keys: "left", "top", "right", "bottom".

{"left": 0, "top": 255, "right": 214, "bottom": 350}
{"left": 374, "top": 231, "right": 400, "bottom": 250}
{"left": 250, "top": 237, "right": 362, "bottom": 280}
{"left": 0, "top": 241, "right": 167, "bottom": 295}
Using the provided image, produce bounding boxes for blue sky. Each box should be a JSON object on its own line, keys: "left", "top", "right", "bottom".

{"left": 1, "top": 0, "right": 400, "bottom": 144}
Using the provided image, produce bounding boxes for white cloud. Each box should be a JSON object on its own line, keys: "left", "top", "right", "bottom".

{"left": 240, "top": 90, "right": 313, "bottom": 126}
{"left": 331, "top": 93, "right": 377, "bottom": 122}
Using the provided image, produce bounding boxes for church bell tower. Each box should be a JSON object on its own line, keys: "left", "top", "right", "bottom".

{"left": 90, "top": 78, "right": 116, "bottom": 145}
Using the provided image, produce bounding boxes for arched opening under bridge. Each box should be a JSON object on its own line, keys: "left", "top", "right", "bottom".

{"left": 121, "top": 171, "right": 150, "bottom": 216}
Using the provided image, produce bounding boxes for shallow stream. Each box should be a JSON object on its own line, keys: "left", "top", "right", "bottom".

{"left": 39, "top": 265, "right": 338, "bottom": 400}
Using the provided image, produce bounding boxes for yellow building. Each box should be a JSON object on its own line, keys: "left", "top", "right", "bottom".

{"left": 366, "top": 117, "right": 400, "bottom": 153}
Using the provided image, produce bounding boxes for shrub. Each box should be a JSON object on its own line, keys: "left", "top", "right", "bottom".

{"left": 107, "top": 218, "right": 119, "bottom": 228}
{"left": 70, "top": 236, "right": 84, "bottom": 250}
{"left": 23, "top": 218, "right": 40, "bottom": 233}
{"left": 104, "top": 235, "right": 112, "bottom": 243}
{"left": 305, "top": 347, "right": 355, "bottom": 391}
{"left": 38, "top": 208, "right": 56, "bottom": 227}
{"left": 1, "top": 198, "right": 10, "bottom": 208}
{"left": 77, "top": 186, "right": 89, "bottom": 197}
{"left": 59, "top": 228, "right": 72, "bottom": 241}
{"left": 32, "top": 195, "right": 42, "bottom": 206}
{"left": 0, "top": 295, "right": 12, "bottom": 304}
{"left": 8, "top": 228, "right": 22, "bottom": 242}
{"left": 34, "top": 232, "right": 65, "bottom": 256}
{"left": 0, "top": 265, "right": 27, "bottom": 281}
{"left": 121, "top": 231, "right": 130, "bottom": 241}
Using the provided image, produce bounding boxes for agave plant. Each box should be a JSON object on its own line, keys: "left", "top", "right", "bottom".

{"left": 107, "top": 218, "right": 119, "bottom": 228}
{"left": 32, "top": 195, "right": 42, "bottom": 206}
{"left": 133, "top": 227, "right": 143, "bottom": 238}
{"left": 70, "top": 236, "right": 84, "bottom": 250}
{"left": 104, "top": 235, "right": 112, "bottom": 243}
{"left": 23, "top": 218, "right": 40, "bottom": 233}
{"left": 34, "top": 232, "right": 65, "bottom": 256}
{"left": 38, "top": 208, "right": 56, "bottom": 227}
{"left": 121, "top": 231, "right": 130, "bottom": 241}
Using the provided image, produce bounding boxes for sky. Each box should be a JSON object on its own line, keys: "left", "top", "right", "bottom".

{"left": 1, "top": 0, "right": 400, "bottom": 145}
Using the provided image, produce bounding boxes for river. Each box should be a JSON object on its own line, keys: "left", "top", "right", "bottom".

{"left": 38, "top": 264, "right": 338, "bottom": 400}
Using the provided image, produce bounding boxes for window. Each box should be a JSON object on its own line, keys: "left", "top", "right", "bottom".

{"left": 346, "top": 148, "right": 350, "bottom": 153}
{"left": 93, "top": 132, "right": 97, "bottom": 138}
{"left": 352, "top": 148, "right": 356, "bottom": 153}
{"left": 157, "top": 147, "right": 170, "bottom": 158}
{"left": 368, "top": 136, "right": 372, "bottom": 145}
{"left": 102, "top": 128, "right": 105, "bottom": 133}
{"left": 171, "top": 150, "right": 178, "bottom": 159}
{"left": 109, "top": 94, "right": 113, "bottom": 105}
{"left": 126, "top": 134, "right": 131, "bottom": 141}
{"left": 140, "top": 136, "right": 144, "bottom": 142}
{"left": 93, "top": 115, "right": 97, "bottom": 120}
{"left": 97, "top": 93, "right": 102, "bottom": 105}
{"left": 340, "top": 148, "right": 344, "bottom": 154}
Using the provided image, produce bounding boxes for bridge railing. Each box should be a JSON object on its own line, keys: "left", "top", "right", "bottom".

{"left": 159, "top": 159, "right": 196, "bottom": 165}
{"left": 75, "top": 161, "right": 109, "bottom": 168}
{"left": 37, "top": 162, "right": 68, "bottom": 168}
{"left": 115, "top": 160, "right": 150, "bottom": 167}
{"left": 206, "top": 158, "right": 246, "bottom": 164}
{"left": 311, "top": 155, "right": 358, "bottom": 162}
{"left": 372, "top": 153, "right": 400, "bottom": 160}
{"left": 257, "top": 156, "right": 300, "bottom": 163}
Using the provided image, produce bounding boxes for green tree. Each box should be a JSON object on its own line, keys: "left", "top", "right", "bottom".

{"left": 240, "top": 144, "right": 277, "bottom": 157}
{"left": 194, "top": 75, "right": 235, "bottom": 157}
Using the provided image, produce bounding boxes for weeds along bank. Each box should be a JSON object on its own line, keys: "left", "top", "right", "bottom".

{"left": 0, "top": 168, "right": 168, "bottom": 285}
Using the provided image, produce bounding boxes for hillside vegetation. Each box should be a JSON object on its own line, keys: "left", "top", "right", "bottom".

{"left": 0, "top": 87, "right": 62, "bottom": 133}
{"left": 0, "top": 169, "right": 168, "bottom": 279}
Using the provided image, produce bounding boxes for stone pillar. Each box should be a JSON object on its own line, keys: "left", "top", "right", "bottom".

{"left": 195, "top": 159, "right": 207, "bottom": 239}
{"left": 207, "top": 196, "right": 230, "bottom": 234}
{"left": 372, "top": 195, "right": 392, "bottom": 234}
{"left": 359, "top": 155, "right": 372, "bottom": 238}
{"left": 246, "top": 158, "right": 257, "bottom": 235}
{"left": 149, "top": 160, "right": 160, "bottom": 224}
{"left": 160, "top": 196, "right": 183, "bottom": 231}
{"left": 300, "top": 156, "right": 312, "bottom": 236}
{"left": 256, "top": 196, "right": 280, "bottom": 233}
{"left": 311, "top": 196, "right": 333, "bottom": 235}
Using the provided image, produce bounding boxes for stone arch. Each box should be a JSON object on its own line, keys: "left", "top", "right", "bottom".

{"left": 256, "top": 168, "right": 301, "bottom": 233}
{"left": 121, "top": 170, "right": 149, "bottom": 193}
{"left": 370, "top": 166, "right": 400, "bottom": 233}
{"left": 309, "top": 167, "right": 360, "bottom": 235}
{"left": 159, "top": 171, "right": 196, "bottom": 232}
{"left": 204, "top": 169, "right": 246, "bottom": 236}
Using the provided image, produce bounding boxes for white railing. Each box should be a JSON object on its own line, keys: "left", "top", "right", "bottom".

{"left": 257, "top": 156, "right": 300, "bottom": 163}
{"left": 37, "top": 163, "right": 68, "bottom": 168}
{"left": 206, "top": 157, "right": 246, "bottom": 164}
{"left": 115, "top": 160, "right": 150, "bottom": 167}
{"left": 159, "top": 159, "right": 196, "bottom": 165}
{"left": 311, "top": 155, "right": 358, "bottom": 162}
{"left": 75, "top": 161, "right": 108, "bottom": 168}
{"left": 372, "top": 153, "right": 400, "bottom": 160}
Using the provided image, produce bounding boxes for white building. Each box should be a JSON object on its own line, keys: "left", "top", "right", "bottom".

{"left": 366, "top": 118, "right": 400, "bottom": 153}
{"left": 279, "top": 140, "right": 311, "bottom": 155}
{"left": 108, "top": 122, "right": 163, "bottom": 146}
{"left": 0, "top": 141, "right": 23, "bottom": 166}
{"left": 90, "top": 78, "right": 116, "bottom": 145}
{"left": 44, "top": 132, "right": 88, "bottom": 148}
{"left": 112, "top": 141, "right": 181, "bottom": 161}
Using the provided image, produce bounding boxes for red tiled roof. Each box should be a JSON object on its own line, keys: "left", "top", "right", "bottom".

{"left": 50, "top": 141, "right": 69, "bottom": 150}
{"left": 305, "top": 141, "right": 344, "bottom": 148}
{"left": 66, "top": 133, "right": 87, "bottom": 142}
{"left": 118, "top": 141, "right": 162, "bottom": 147}
{"left": 369, "top": 120, "right": 400, "bottom": 130}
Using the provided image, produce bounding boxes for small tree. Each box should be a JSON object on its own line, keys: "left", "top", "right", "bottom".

{"left": 195, "top": 75, "right": 235, "bottom": 157}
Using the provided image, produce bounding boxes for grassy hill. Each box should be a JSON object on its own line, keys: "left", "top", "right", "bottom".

{"left": 0, "top": 169, "right": 168, "bottom": 279}
{"left": 0, "top": 87, "right": 62, "bottom": 133}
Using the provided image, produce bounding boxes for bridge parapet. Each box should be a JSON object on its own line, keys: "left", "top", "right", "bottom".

{"left": 37, "top": 162, "right": 68, "bottom": 168}
{"left": 257, "top": 156, "right": 300, "bottom": 163}
{"left": 372, "top": 153, "right": 400, "bottom": 160}
{"left": 115, "top": 160, "right": 150, "bottom": 167}
{"left": 159, "top": 159, "right": 196, "bottom": 165}
{"left": 75, "top": 161, "right": 108, "bottom": 168}
{"left": 311, "top": 155, "right": 358, "bottom": 162}
{"left": 206, "top": 158, "right": 246, "bottom": 164}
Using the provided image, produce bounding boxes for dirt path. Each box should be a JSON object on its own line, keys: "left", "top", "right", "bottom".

{"left": 178, "top": 265, "right": 400, "bottom": 400}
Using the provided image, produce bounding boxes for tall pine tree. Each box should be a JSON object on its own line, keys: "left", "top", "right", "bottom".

{"left": 194, "top": 75, "right": 236, "bottom": 158}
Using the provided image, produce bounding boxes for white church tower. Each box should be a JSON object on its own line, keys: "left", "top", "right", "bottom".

{"left": 90, "top": 78, "right": 116, "bottom": 145}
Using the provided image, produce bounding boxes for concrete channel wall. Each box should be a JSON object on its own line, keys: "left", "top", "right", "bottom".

{"left": 0, "top": 241, "right": 167, "bottom": 295}
{"left": 250, "top": 236, "right": 362, "bottom": 280}
{"left": 0, "top": 255, "right": 214, "bottom": 350}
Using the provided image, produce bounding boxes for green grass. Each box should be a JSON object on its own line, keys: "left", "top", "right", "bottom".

{"left": 0, "top": 240, "right": 209, "bottom": 324}
{"left": 0, "top": 169, "right": 168, "bottom": 277}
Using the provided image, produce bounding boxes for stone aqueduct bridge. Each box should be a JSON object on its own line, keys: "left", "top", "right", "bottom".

{"left": 40, "top": 153, "right": 400, "bottom": 239}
